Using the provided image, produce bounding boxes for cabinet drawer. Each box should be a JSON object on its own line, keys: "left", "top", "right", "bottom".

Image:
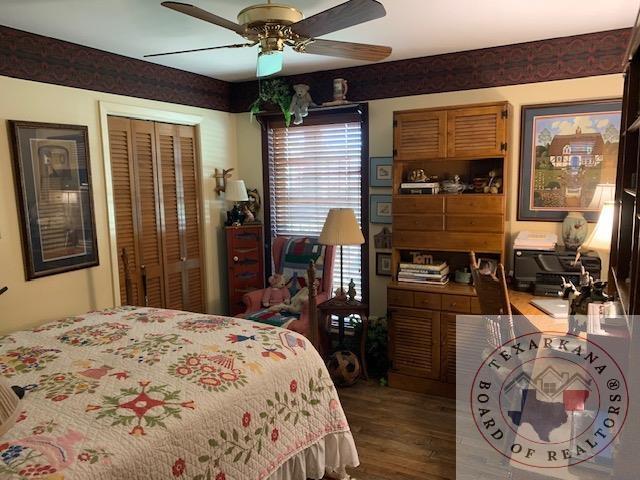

{"left": 394, "top": 196, "right": 444, "bottom": 214}
{"left": 229, "top": 228, "right": 262, "bottom": 248}
{"left": 395, "top": 214, "right": 444, "bottom": 231}
{"left": 441, "top": 294, "right": 471, "bottom": 313}
{"left": 471, "top": 297, "right": 481, "bottom": 314}
{"left": 414, "top": 292, "right": 442, "bottom": 310}
{"left": 446, "top": 214, "right": 504, "bottom": 233}
{"left": 445, "top": 196, "right": 504, "bottom": 214}
{"left": 388, "top": 288, "right": 413, "bottom": 307}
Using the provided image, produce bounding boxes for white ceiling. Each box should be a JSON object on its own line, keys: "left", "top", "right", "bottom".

{"left": 1, "top": 0, "right": 638, "bottom": 82}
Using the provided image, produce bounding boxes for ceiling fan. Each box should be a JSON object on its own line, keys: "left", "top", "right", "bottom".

{"left": 146, "top": 0, "right": 392, "bottom": 77}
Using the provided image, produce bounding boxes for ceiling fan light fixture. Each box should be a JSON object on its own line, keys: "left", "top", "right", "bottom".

{"left": 237, "top": 3, "right": 303, "bottom": 27}
{"left": 257, "top": 50, "right": 284, "bottom": 77}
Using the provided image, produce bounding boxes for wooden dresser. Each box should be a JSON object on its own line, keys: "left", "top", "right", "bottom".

{"left": 388, "top": 101, "right": 510, "bottom": 396}
{"left": 225, "top": 224, "right": 265, "bottom": 316}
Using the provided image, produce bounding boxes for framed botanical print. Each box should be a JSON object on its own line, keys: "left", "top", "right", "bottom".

{"left": 9, "top": 121, "right": 99, "bottom": 280}
{"left": 369, "top": 157, "right": 393, "bottom": 187}
{"left": 518, "top": 99, "right": 622, "bottom": 222}
{"left": 370, "top": 194, "right": 392, "bottom": 224}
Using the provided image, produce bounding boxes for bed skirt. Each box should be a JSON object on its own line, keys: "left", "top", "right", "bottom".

{"left": 268, "top": 431, "right": 359, "bottom": 480}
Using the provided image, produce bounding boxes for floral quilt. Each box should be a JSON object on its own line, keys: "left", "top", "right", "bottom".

{"left": 0, "top": 307, "right": 354, "bottom": 480}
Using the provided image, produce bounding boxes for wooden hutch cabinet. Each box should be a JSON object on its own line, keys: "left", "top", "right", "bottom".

{"left": 225, "top": 224, "right": 265, "bottom": 316}
{"left": 388, "top": 101, "right": 510, "bottom": 396}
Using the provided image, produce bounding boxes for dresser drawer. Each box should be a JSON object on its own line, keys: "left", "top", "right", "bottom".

{"left": 394, "top": 196, "right": 444, "bottom": 214}
{"left": 471, "top": 297, "right": 481, "bottom": 314}
{"left": 395, "top": 214, "right": 444, "bottom": 231}
{"left": 445, "top": 195, "right": 504, "bottom": 214}
{"left": 445, "top": 214, "right": 504, "bottom": 233}
{"left": 414, "top": 292, "right": 442, "bottom": 310}
{"left": 441, "top": 294, "right": 471, "bottom": 313}
{"left": 388, "top": 288, "right": 414, "bottom": 307}
{"left": 229, "top": 228, "right": 262, "bottom": 248}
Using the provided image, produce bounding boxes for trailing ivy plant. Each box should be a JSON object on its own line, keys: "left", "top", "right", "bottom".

{"left": 249, "top": 79, "right": 292, "bottom": 126}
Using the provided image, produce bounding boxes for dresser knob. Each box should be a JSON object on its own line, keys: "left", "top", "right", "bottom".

{"left": 233, "top": 256, "right": 239, "bottom": 262}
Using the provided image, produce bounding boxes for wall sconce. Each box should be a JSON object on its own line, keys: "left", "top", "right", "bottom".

{"left": 214, "top": 168, "right": 234, "bottom": 196}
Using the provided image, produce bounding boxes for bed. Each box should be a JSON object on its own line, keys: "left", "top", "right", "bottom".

{"left": 0, "top": 301, "right": 358, "bottom": 479}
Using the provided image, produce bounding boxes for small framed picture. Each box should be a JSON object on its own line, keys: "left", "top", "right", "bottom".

{"left": 376, "top": 252, "right": 392, "bottom": 276}
{"left": 370, "top": 194, "right": 392, "bottom": 224}
{"left": 9, "top": 121, "right": 99, "bottom": 280}
{"left": 369, "top": 157, "right": 393, "bottom": 187}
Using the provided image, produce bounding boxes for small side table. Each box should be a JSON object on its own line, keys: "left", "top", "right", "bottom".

{"left": 317, "top": 297, "right": 369, "bottom": 380}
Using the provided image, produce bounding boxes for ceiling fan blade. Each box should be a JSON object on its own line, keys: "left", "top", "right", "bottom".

{"left": 301, "top": 39, "right": 391, "bottom": 61}
{"left": 144, "top": 43, "right": 255, "bottom": 58}
{"left": 292, "top": 0, "right": 386, "bottom": 39}
{"left": 161, "top": 1, "right": 245, "bottom": 34}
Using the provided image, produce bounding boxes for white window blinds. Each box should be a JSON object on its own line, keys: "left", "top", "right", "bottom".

{"left": 267, "top": 121, "right": 363, "bottom": 296}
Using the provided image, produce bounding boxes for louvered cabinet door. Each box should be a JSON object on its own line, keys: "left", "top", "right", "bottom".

{"left": 446, "top": 104, "right": 507, "bottom": 158}
{"left": 177, "top": 125, "right": 204, "bottom": 313}
{"left": 108, "top": 116, "right": 142, "bottom": 305}
{"left": 394, "top": 111, "right": 447, "bottom": 160}
{"left": 440, "top": 313, "right": 457, "bottom": 384}
{"left": 131, "top": 120, "right": 166, "bottom": 308}
{"left": 155, "top": 122, "right": 204, "bottom": 313}
{"left": 390, "top": 308, "right": 441, "bottom": 379}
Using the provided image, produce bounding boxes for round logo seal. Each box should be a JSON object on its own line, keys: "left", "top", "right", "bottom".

{"left": 470, "top": 331, "right": 628, "bottom": 468}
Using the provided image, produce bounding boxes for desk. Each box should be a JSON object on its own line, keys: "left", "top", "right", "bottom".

{"left": 509, "top": 288, "right": 629, "bottom": 340}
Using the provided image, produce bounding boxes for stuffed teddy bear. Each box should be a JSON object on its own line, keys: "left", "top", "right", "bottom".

{"left": 261, "top": 273, "right": 291, "bottom": 308}
{"left": 289, "top": 84, "right": 316, "bottom": 125}
{"left": 268, "top": 277, "right": 320, "bottom": 314}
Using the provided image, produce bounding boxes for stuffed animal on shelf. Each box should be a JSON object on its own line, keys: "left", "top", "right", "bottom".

{"left": 261, "top": 273, "right": 291, "bottom": 308}
{"left": 289, "top": 84, "right": 316, "bottom": 125}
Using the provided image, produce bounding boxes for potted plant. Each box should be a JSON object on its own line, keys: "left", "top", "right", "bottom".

{"left": 249, "top": 79, "right": 292, "bottom": 126}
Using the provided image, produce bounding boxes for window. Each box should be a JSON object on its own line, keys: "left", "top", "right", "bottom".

{"left": 263, "top": 107, "right": 368, "bottom": 300}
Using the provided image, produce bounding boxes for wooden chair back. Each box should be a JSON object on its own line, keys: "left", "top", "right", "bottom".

{"left": 307, "top": 260, "right": 319, "bottom": 350}
{"left": 469, "top": 251, "right": 515, "bottom": 349}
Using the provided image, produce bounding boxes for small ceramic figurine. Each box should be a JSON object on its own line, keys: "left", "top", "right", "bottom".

{"left": 289, "top": 84, "right": 316, "bottom": 125}
{"left": 409, "top": 169, "right": 428, "bottom": 183}
{"left": 442, "top": 175, "right": 465, "bottom": 194}
{"left": 347, "top": 279, "right": 357, "bottom": 302}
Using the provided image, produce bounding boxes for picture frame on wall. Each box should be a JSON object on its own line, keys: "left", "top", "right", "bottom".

{"left": 369, "top": 156, "right": 393, "bottom": 187}
{"left": 9, "top": 121, "right": 99, "bottom": 280}
{"left": 518, "top": 99, "right": 622, "bottom": 222}
{"left": 370, "top": 194, "right": 392, "bottom": 224}
{"left": 376, "top": 252, "right": 392, "bottom": 276}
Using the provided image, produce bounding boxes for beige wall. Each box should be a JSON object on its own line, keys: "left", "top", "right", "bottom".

{"left": 0, "top": 76, "right": 237, "bottom": 333}
{"left": 234, "top": 74, "right": 624, "bottom": 317}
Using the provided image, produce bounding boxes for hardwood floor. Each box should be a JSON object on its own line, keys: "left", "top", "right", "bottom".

{"left": 338, "top": 381, "right": 456, "bottom": 480}
{"left": 336, "top": 382, "right": 608, "bottom": 480}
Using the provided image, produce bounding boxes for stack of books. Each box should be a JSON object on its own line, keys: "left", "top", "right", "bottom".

{"left": 400, "top": 182, "right": 440, "bottom": 195}
{"left": 398, "top": 261, "right": 450, "bottom": 285}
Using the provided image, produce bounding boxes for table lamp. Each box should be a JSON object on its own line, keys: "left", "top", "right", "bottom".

{"left": 0, "top": 378, "right": 20, "bottom": 436}
{"left": 581, "top": 200, "right": 615, "bottom": 280}
{"left": 319, "top": 208, "right": 365, "bottom": 299}
{"left": 225, "top": 180, "right": 249, "bottom": 226}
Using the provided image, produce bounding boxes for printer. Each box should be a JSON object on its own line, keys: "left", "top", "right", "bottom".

{"left": 513, "top": 247, "right": 601, "bottom": 296}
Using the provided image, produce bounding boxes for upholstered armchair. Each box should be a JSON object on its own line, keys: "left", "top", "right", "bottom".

{"left": 241, "top": 237, "right": 335, "bottom": 339}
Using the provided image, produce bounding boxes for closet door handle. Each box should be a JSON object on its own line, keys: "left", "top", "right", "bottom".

{"left": 140, "top": 264, "right": 148, "bottom": 307}
{"left": 180, "top": 256, "right": 187, "bottom": 262}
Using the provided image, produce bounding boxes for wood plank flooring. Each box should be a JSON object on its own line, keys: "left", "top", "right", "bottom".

{"left": 335, "top": 382, "right": 608, "bottom": 480}
{"left": 338, "top": 381, "right": 456, "bottom": 480}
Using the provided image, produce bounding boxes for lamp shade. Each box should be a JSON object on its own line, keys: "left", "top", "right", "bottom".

{"left": 225, "top": 180, "right": 249, "bottom": 202}
{"left": 587, "top": 183, "right": 616, "bottom": 210}
{"left": 582, "top": 200, "right": 615, "bottom": 252}
{"left": 319, "top": 208, "right": 365, "bottom": 246}
{"left": 0, "top": 378, "right": 20, "bottom": 436}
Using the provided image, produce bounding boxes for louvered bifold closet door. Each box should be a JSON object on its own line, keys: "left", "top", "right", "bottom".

{"left": 108, "top": 116, "right": 142, "bottom": 305}
{"left": 155, "top": 123, "right": 204, "bottom": 313}
{"left": 131, "top": 120, "right": 166, "bottom": 308}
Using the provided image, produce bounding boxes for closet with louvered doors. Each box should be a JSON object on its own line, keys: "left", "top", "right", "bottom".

{"left": 107, "top": 116, "right": 204, "bottom": 313}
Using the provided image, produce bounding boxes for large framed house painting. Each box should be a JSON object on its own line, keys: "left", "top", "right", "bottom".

{"left": 9, "top": 121, "right": 99, "bottom": 280}
{"left": 518, "top": 100, "right": 622, "bottom": 221}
